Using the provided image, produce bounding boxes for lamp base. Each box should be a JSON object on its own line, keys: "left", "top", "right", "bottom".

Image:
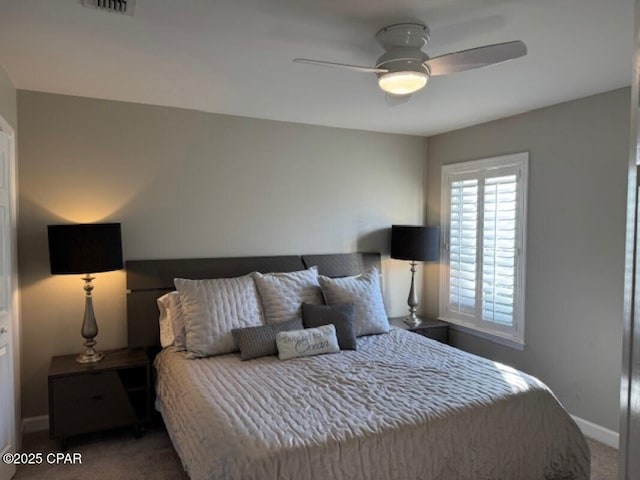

{"left": 76, "top": 275, "right": 104, "bottom": 364}
{"left": 403, "top": 261, "right": 422, "bottom": 328}
{"left": 76, "top": 348, "right": 104, "bottom": 364}
{"left": 403, "top": 313, "right": 422, "bottom": 328}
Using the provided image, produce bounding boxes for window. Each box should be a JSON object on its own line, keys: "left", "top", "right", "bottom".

{"left": 439, "top": 153, "right": 528, "bottom": 347}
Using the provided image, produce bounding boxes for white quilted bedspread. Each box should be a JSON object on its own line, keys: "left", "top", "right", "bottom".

{"left": 154, "top": 328, "right": 590, "bottom": 480}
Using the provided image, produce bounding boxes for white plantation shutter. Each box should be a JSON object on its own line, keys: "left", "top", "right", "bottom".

{"left": 482, "top": 173, "right": 517, "bottom": 326}
{"left": 440, "top": 154, "right": 527, "bottom": 346}
{"left": 448, "top": 178, "right": 477, "bottom": 315}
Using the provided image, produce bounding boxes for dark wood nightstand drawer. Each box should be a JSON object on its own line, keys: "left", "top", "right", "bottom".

{"left": 389, "top": 317, "right": 450, "bottom": 344}
{"left": 412, "top": 324, "right": 449, "bottom": 343}
{"left": 52, "top": 371, "right": 123, "bottom": 402}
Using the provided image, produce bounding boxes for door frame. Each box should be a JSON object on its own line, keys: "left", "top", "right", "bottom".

{"left": 0, "top": 111, "right": 20, "bottom": 453}
{"left": 620, "top": 1, "right": 640, "bottom": 478}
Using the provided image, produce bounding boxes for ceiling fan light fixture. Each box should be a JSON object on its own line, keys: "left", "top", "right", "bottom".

{"left": 377, "top": 71, "right": 428, "bottom": 95}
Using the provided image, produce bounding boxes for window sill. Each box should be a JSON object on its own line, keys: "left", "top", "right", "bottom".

{"left": 438, "top": 318, "right": 525, "bottom": 351}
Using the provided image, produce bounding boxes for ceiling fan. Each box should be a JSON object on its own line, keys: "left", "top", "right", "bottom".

{"left": 293, "top": 23, "right": 527, "bottom": 98}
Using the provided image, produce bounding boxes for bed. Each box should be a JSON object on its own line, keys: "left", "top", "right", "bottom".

{"left": 126, "top": 253, "right": 590, "bottom": 480}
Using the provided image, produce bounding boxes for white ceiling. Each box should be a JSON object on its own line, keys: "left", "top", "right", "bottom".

{"left": 0, "top": 0, "right": 634, "bottom": 136}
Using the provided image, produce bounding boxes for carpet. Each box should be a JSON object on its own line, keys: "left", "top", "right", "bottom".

{"left": 14, "top": 426, "right": 617, "bottom": 479}
{"left": 588, "top": 438, "right": 618, "bottom": 480}
{"left": 14, "top": 425, "right": 187, "bottom": 480}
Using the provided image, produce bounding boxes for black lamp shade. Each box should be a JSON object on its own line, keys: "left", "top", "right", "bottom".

{"left": 390, "top": 225, "right": 440, "bottom": 262}
{"left": 48, "top": 223, "right": 123, "bottom": 274}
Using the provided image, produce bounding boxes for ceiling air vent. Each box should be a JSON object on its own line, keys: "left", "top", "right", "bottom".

{"left": 83, "top": 0, "right": 136, "bottom": 16}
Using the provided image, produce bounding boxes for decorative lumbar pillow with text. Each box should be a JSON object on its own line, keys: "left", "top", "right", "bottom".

{"left": 276, "top": 324, "right": 340, "bottom": 361}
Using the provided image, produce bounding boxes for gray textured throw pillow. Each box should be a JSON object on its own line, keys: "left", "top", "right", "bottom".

{"left": 253, "top": 267, "right": 323, "bottom": 324}
{"left": 318, "top": 267, "right": 389, "bottom": 337}
{"left": 232, "top": 318, "right": 303, "bottom": 361}
{"left": 175, "top": 275, "right": 264, "bottom": 358}
{"left": 302, "top": 303, "right": 357, "bottom": 350}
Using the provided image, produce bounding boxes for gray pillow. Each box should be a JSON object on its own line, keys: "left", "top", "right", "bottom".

{"left": 175, "top": 275, "right": 264, "bottom": 358}
{"left": 253, "top": 267, "right": 323, "bottom": 324}
{"left": 318, "top": 267, "right": 390, "bottom": 337}
{"left": 302, "top": 303, "right": 357, "bottom": 350}
{"left": 232, "top": 318, "right": 303, "bottom": 361}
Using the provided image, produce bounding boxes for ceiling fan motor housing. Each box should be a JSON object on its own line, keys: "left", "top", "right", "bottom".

{"left": 375, "top": 23, "right": 430, "bottom": 49}
{"left": 375, "top": 24, "right": 431, "bottom": 78}
{"left": 376, "top": 47, "right": 429, "bottom": 76}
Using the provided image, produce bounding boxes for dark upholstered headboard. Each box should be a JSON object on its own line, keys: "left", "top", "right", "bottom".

{"left": 301, "top": 253, "right": 380, "bottom": 277}
{"left": 126, "top": 252, "right": 381, "bottom": 349}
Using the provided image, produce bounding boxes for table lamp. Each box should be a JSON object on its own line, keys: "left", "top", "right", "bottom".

{"left": 391, "top": 225, "right": 440, "bottom": 327}
{"left": 47, "top": 223, "right": 123, "bottom": 364}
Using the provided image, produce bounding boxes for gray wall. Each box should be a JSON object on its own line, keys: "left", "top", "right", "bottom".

{"left": 17, "top": 85, "right": 628, "bottom": 432}
{"left": 425, "top": 88, "right": 629, "bottom": 432}
{"left": 17, "top": 90, "right": 426, "bottom": 417}
{"left": 0, "top": 64, "right": 16, "bottom": 129}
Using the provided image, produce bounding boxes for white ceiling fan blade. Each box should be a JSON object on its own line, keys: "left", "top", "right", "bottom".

{"left": 385, "top": 93, "right": 412, "bottom": 107}
{"left": 293, "top": 58, "right": 388, "bottom": 74}
{"left": 424, "top": 40, "right": 527, "bottom": 76}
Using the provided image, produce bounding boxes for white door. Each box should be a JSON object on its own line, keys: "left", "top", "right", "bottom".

{"left": 0, "top": 126, "right": 16, "bottom": 480}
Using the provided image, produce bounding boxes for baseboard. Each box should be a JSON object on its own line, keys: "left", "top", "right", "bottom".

{"left": 22, "top": 415, "right": 48, "bottom": 434}
{"left": 571, "top": 414, "right": 619, "bottom": 449}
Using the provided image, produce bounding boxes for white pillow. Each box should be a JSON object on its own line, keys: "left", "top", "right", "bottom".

{"left": 157, "top": 291, "right": 186, "bottom": 350}
{"left": 276, "top": 324, "right": 340, "bottom": 361}
{"left": 175, "top": 275, "right": 264, "bottom": 358}
{"left": 253, "top": 267, "right": 323, "bottom": 324}
{"left": 318, "top": 267, "right": 389, "bottom": 337}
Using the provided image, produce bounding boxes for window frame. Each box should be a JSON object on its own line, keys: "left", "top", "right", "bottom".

{"left": 439, "top": 152, "right": 528, "bottom": 347}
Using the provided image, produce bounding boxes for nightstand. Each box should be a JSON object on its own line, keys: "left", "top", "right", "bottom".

{"left": 389, "top": 317, "right": 449, "bottom": 344}
{"left": 48, "top": 348, "right": 151, "bottom": 450}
